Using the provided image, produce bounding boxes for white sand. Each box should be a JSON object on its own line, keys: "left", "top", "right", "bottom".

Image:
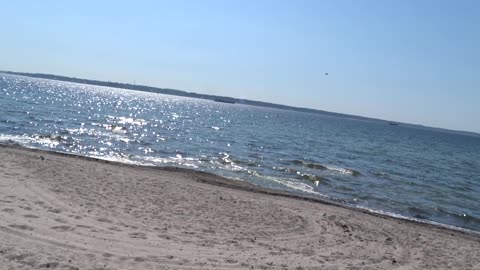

{"left": 0, "top": 145, "right": 479, "bottom": 269}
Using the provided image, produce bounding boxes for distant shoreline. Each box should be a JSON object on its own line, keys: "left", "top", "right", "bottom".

{"left": 2, "top": 70, "right": 479, "bottom": 138}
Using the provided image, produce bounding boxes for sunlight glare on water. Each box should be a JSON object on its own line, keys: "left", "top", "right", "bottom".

{"left": 1, "top": 74, "right": 480, "bottom": 232}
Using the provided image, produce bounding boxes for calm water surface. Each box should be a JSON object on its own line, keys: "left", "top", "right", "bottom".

{"left": 1, "top": 74, "right": 479, "bottom": 232}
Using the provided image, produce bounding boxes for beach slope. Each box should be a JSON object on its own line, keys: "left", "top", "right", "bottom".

{"left": 0, "top": 145, "right": 479, "bottom": 269}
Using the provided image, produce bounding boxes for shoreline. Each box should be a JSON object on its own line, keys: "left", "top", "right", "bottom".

{"left": 2, "top": 143, "right": 478, "bottom": 237}
{"left": 1, "top": 144, "right": 479, "bottom": 269}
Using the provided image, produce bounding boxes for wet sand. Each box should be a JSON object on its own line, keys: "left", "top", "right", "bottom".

{"left": 0, "top": 145, "right": 479, "bottom": 269}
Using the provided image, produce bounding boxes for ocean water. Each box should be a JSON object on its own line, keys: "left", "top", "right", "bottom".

{"left": 1, "top": 74, "right": 480, "bottom": 232}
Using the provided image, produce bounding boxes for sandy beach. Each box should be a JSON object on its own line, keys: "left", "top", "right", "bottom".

{"left": 0, "top": 145, "right": 478, "bottom": 269}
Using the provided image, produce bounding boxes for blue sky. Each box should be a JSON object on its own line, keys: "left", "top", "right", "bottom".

{"left": 1, "top": 0, "right": 479, "bottom": 132}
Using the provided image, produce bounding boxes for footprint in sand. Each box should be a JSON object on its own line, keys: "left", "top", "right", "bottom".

{"left": 24, "top": 214, "right": 39, "bottom": 218}
{"left": 128, "top": 232, "right": 147, "bottom": 239}
{"left": 38, "top": 262, "right": 59, "bottom": 268}
{"left": 96, "top": 217, "right": 113, "bottom": 223}
{"left": 51, "top": 225, "right": 73, "bottom": 232}
{"left": 4, "top": 252, "right": 36, "bottom": 265}
{"left": 157, "top": 234, "right": 177, "bottom": 241}
{"left": 75, "top": 224, "right": 92, "bottom": 229}
{"left": 108, "top": 226, "right": 122, "bottom": 232}
{"left": 54, "top": 218, "right": 68, "bottom": 224}
{"left": 225, "top": 258, "right": 238, "bottom": 264}
{"left": 102, "top": 253, "right": 114, "bottom": 258}
{"left": 9, "top": 224, "right": 34, "bottom": 231}
{"left": 48, "top": 209, "right": 62, "bottom": 214}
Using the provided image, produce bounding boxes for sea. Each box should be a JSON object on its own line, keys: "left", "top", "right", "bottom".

{"left": 1, "top": 74, "right": 479, "bottom": 232}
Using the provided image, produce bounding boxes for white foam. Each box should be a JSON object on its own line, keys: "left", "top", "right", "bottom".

{"left": 252, "top": 172, "right": 322, "bottom": 195}
{"left": 0, "top": 134, "right": 32, "bottom": 144}
{"left": 354, "top": 205, "right": 480, "bottom": 236}
{"left": 325, "top": 166, "right": 358, "bottom": 176}
{"left": 0, "top": 134, "right": 62, "bottom": 147}
{"left": 140, "top": 156, "right": 199, "bottom": 169}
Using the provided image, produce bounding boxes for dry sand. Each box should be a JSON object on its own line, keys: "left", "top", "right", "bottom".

{"left": 0, "top": 145, "right": 479, "bottom": 270}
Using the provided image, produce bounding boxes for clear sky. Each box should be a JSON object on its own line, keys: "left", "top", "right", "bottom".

{"left": 1, "top": 0, "right": 479, "bottom": 133}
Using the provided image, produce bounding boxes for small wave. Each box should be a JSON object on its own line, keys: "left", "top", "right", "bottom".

{"left": 289, "top": 159, "right": 327, "bottom": 170}
{"left": 0, "top": 134, "right": 34, "bottom": 146}
{"left": 325, "top": 166, "right": 361, "bottom": 176}
{"left": 110, "top": 134, "right": 133, "bottom": 143}
{"left": 297, "top": 173, "right": 329, "bottom": 185}
{"left": 288, "top": 160, "right": 361, "bottom": 177}
{"left": 456, "top": 213, "right": 480, "bottom": 226}
{"left": 355, "top": 205, "right": 480, "bottom": 236}
{"left": 32, "top": 133, "right": 77, "bottom": 147}
{"left": 0, "top": 118, "right": 12, "bottom": 124}
{"left": 212, "top": 153, "right": 248, "bottom": 172}
{"left": 139, "top": 155, "right": 200, "bottom": 169}
{"left": 102, "top": 124, "right": 128, "bottom": 133}
{"left": 414, "top": 206, "right": 480, "bottom": 230}
{"left": 35, "top": 134, "right": 64, "bottom": 142}
{"left": 371, "top": 171, "right": 392, "bottom": 179}
{"left": 304, "top": 162, "right": 328, "bottom": 170}
{"left": 108, "top": 116, "right": 148, "bottom": 126}
{"left": 290, "top": 159, "right": 304, "bottom": 165}
{"left": 230, "top": 158, "right": 259, "bottom": 167}
{"left": 219, "top": 153, "right": 233, "bottom": 165}
{"left": 252, "top": 172, "right": 322, "bottom": 195}
{"left": 0, "top": 133, "right": 69, "bottom": 148}
{"left": 65, "top": 127, "right": 119, "bottom": 142}
{"left": 94, "top": 154, "right": 143, "bottom": 165}
{"left": 288, "top": 159, "right": 361, "bottom": 176}
{"left": 273, "top": 166, "right": 298, "bottom": 174}
{"left": 407, "top": 206, "right": 431, "bottom": 219}
{"left": 272, "top": 166, "right": 330, "bottom": 185}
